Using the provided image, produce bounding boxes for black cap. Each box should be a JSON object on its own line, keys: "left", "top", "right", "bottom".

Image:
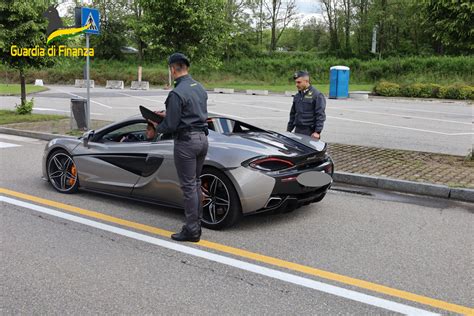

{"left": 293, "top": 70, "right": 309, "bottom": 80}
{"left": 168, "top": 52, "right": 190, "bottom": 67}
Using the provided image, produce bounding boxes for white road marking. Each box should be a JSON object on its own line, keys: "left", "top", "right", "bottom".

{"left": 213, "top": 97, "right": 471, "bottom": 117}
{"left": 208, "top": 111, "right": 244, "bottom": 119}
{"left": 327, "top": 116, "right": 473, "bottom": 136}
{"left": 57, "top": 89, "right": 112, "bottom": 109}
{"left": 213, "top": 101, "right": 287, "bottom": 112}
{"left": 328, "top": 108, "right": 471, "bottom": 125}
{"left": 118, "top": 92, "right": 166, "bottom": 103}
{"left": 1, "top": 196, "right": 439, "bottom": 316}
{"left": 0, "top": 134, "right": 42, "bottom": 143}
{"left": 0, "top": 141, "right": 21, "bottom": 148}
{"left": 332, "top": 104, "right": 473, "bottom": 117}
{"left": 33, "top": 107, "right": 103, "bottom": 116}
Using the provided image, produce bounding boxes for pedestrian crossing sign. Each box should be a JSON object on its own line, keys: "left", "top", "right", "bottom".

{"left": 81, "top": 7, "right": 100, "bottom": 35}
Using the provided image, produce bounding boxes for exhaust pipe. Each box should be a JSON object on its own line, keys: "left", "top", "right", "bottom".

{"left": 264, "top": 197, "right": 282, "bottom": 209}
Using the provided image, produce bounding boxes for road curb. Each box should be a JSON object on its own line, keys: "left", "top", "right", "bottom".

{"left": 0, "top": 127, "right": 76, "bottom": 141}
{"left": 1, "top": 127, "right": 472, "bottom": 203}
{"left": 333, "top": 172, "right": 473, "bottom": 202}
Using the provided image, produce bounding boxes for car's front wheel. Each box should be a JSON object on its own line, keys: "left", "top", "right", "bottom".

{"left": 200, "top": 167, "right": 242, "bottom": 230}
{"left": 47, "top": 150, "right": 79, "bottom": 193}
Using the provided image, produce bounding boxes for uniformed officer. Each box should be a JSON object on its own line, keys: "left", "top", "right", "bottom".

{"left": 287, "top": 71, "right": 326, "bottom": 139}
{"left": 153, "top": 52, "right": 208, "bottom": 242}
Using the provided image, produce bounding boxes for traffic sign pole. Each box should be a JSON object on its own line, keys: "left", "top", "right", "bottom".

{"left": 86, "top": 33, "right": 90, "bottom": 129}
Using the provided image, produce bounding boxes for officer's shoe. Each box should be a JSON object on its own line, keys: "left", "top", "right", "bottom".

{"left": 171, "top": 226, "right": 201, "bottom": 242}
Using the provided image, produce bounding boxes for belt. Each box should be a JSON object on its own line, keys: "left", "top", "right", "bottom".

{"left": 173, "top": 126, "right": 208, "bottom": 140}
{"left": 178, "top": 126, "right": 207, "bottom": 132}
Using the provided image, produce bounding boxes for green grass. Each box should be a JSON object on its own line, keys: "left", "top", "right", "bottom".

{"left": 0, "top": 84, "right": 48, "bottom": 96}
{"left": 202, "top": 82, "right": 373, "bottom": 94}
{"left": 0, "top": 110, "right": 65, "bottom": 125}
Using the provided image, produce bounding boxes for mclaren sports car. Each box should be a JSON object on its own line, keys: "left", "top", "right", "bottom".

{"left": 42, "top": 115, "right": 334, "bottom": 229}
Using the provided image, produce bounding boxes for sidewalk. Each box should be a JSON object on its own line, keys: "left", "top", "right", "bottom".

{"left": 327, "top": 143, "right": 473, "bottom": 189}
{"left": 1, "top": 119, "right": 473, "bottom": 201}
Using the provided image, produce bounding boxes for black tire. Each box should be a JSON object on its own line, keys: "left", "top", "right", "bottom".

{"left": 200, "top": 167, "right": 242, "bottom": 230}
{"left": 46, "top": 149, "right": 79, "bottom": 194}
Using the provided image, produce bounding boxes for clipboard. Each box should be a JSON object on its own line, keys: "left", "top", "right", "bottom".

{"left": 139, "top": 105, "right": 164, "bottom": 124}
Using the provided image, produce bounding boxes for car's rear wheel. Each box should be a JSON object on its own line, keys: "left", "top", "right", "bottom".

{"left": 200, "top": 167, "right": 242, "bottom": 230}
{"left": 47, "top": 150, "right": 79, "bottom": 193}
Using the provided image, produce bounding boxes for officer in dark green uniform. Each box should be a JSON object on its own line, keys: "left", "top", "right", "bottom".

{"left": 287, "top": 71, "right": 326, "bottom": 139}
{"left": 153, "top": 53, "right": 208, "bottom": 242}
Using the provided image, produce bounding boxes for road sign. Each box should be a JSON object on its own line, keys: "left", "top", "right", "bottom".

{"left": 81, "top": 7, "right": 100, "bottom": 35}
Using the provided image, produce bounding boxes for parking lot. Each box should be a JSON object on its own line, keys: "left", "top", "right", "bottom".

{"left": 0, "top": 84, "right": 472, "bottom": 156}
{"left": 1, "top": 134, "right": 473, "bottom": 314}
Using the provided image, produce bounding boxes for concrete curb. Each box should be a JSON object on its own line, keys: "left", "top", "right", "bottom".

{"left": 246, "top": 89, "right": 269, "bottom": 96}
{"left": 333, "top": 172, "right": 474, "bottom": 203}
{"left": 0, "top": 127, "right": 76, "bottom": 141}
{"left": 214, "top": 88, "right": 235, "bottom": 94}
{"left": 0, "top": 127, "right": 472, "bottom": 203}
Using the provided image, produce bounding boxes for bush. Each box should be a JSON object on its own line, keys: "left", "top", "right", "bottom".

{"left": 15, "top": 98, "right": 34, "bottom": 115}
{"left": 375, "top": 81, "right": 474, "bottom": 100}
{"left": 400, "top": 83, "right": 441, "bottom": 98}
{"left": 438, "top": 84, "right": 474, "bottom": 100}
{"left": 373, "top": 81, "right": 401, "bottom": 97}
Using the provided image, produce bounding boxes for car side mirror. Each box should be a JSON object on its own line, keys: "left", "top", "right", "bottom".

{"left": 82, "top": 130, "right": 95, "bottom": 147}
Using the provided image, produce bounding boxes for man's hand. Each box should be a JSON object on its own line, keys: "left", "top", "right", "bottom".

{"left": 154, "top": 110, "right": 166, "bottom": 118}
{"left": 147, "top": 119, "right": 158, "bottom": 128}
{"left": 311, "top": 132, "right": 320, "bottom": 139}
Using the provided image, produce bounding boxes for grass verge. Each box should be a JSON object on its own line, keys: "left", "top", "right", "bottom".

{"left": 0, "top": 84, "right": 48, "bottom": 96}
{"left": 0, "top": 110, "right": 65, "bottom": 125}
{"left": 202, "top": 82, "right": 373, "bottom": 94}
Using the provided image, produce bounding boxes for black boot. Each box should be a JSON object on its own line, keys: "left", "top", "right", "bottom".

{"left": 171, "top": 226, "right": 201, "bottom": 242}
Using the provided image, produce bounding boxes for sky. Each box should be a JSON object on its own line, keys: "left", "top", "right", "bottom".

{"left": 57, "top": 0, "right": 325, "bottom": 21}
{"left": 288, "top": 0, "right": 325, "bottom": 23}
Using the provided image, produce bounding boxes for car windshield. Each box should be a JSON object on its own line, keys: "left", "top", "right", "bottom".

{"left": 207, "top": 117, "right": 263, "bottom": 134}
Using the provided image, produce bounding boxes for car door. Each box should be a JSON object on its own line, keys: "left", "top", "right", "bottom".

{"left": 72, "top": 121, "right": 154, "bottom": 195}
{"left": 131, "top": 137, "right": 183, "bottom": 208}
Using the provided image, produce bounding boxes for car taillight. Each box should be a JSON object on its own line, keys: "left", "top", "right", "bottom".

{"left": 249, "top": 157, "right": 294, "bottom": 171}
{"left": 323, "top": 161, "right": 334, "bottom": 175}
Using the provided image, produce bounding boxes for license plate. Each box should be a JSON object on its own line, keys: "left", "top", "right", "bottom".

{"left": 296, "top": 171, "right": 332, "bottom": 188}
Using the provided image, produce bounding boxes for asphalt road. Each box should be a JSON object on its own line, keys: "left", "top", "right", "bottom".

{"left": 1, "top": 134, "right": 473, "bottom": 315}
{"left": 0, "top": 85, "right": 472, "bottom": 156}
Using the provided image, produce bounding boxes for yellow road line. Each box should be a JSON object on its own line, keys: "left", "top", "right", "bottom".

{"left": 1, "top": 187, "right": 472, "bottom": 315}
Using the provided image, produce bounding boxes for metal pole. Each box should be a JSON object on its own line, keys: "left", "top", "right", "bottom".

{"left": 168, "top": 66, "right": 172, "bottom": 88}
{"left": 86, "top": 33, "right": 91, "bottom": 130}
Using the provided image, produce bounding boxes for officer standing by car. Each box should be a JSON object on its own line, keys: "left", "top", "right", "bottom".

{"left": 287, "top": 71, "right": 326, "bottom": 139}
{"left": 152, "top": 52, "right": 208, "bottom": 242}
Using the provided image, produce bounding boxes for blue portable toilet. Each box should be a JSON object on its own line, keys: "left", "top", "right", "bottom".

{"left": 329, "top": 66, "right": 350, "bottom": 99}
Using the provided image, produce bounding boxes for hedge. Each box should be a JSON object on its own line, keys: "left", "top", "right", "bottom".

{"left": 374, "top": 81, "right": 474, "bottom": 100}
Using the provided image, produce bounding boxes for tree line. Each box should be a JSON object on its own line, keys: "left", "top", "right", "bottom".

{"left": 84, "top": 0, "right": 472, "bottom": 63}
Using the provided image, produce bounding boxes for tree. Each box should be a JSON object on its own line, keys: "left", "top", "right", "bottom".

{"left": 89, "top": 0, "right": 129, "bottom": 60}
{"left": 321, "top": 0, "right": 340, "bottom": 52}
{"left": 141, "top": 0, "right": 228, "bottom": 67}
{"left": 126, "top": 0, "right": 146, "bottom": 61}
{"left": 223, "top": 0, "right": 256, "bottom": 59}
{"left": 0, "top": 1, "right": 51, "bottom": 107}
{"left": 421, "top": 0, "right": 474, "bottom": 54}
{"left": 265, "top": 0, "right": 297, "bottom": 51}
{"left": 341, "top": 0, "right": 351, "bottom": 55}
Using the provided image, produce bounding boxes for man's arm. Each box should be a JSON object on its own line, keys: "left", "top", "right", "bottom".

{"left": 313, "top": 93, "right": 326, "bottom": 134}
{"left": 156, "top": 92, "right": 182, "bottom": 134}
{"left": 287, "top": 101, "right": 296, "bottom": 132}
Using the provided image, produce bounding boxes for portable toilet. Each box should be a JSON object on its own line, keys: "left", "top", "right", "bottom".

{"left": 329, "top": 66, "right": 350, "bottom": 99}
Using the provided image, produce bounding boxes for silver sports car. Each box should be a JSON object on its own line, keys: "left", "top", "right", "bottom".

{"left": 42, "top": 115, "right": 334, "bottom": 229}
